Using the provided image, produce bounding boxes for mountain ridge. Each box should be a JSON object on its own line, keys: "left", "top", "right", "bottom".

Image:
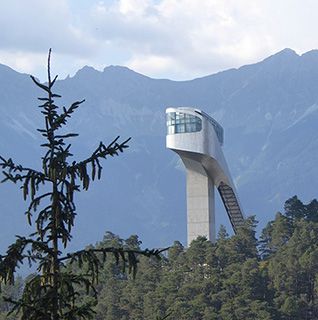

{"left": 1, "top": 48, "right": 318, "bottom": 251}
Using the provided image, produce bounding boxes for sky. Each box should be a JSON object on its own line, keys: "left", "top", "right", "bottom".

{"left": 1, "top": 0, "right": 318, "bottom": 81}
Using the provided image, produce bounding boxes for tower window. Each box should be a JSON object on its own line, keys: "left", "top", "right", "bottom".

{"left": 166, "top": 112, "right": 202, "bottom": 135}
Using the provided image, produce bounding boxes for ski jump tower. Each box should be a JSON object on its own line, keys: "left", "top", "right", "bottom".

{"left": 166, "top": 107, "right": 244, "bottom": 244}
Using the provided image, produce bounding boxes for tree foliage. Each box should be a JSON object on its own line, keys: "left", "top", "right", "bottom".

{"left": 58, "top": 196, "right": 318, "bottom": 320}
{"left": 0, "top": 50, "right": 164, "bottom": 320}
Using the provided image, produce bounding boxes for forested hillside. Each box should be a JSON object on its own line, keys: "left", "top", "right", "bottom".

{"left": 2, "top": 196, "right": 317, "bottom": 320}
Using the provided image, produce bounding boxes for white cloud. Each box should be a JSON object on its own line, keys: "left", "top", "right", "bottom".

{"left": 0, "top": 0, "right": 102, "bottom": 79}
{"left": 118, "top": 0, "right": 151, "bottom": 16}
{"left": 0, "top": 50, "right": 47, "bottom": 75}
{"left": 87, "top": 0, "right": 276, "bottom": 78}
{"left": 127, "top": 54, "right": 177, "bottom": 78}
{"left": 0, "top": 0, "right": 97, "bottom": 54}
{"left": 0, "top": 0, "right": 318, "bottom": 80}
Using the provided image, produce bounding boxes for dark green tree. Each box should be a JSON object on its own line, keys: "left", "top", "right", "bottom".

{"left": 284, "top": 195, "right": 306, "bottom": 222}
{"left": 0, "top": 50, "right": 164, "bottom": 320}
{"left": 76, "top": 199, "right": 318, "bottom": 320}
{"left": 0, "top": 276, "right": 24, "bottom": 319}
{"left": 305, "top": 199, "right": 318, "bottom": 222}
{"left": 259, "top": 212, "right": 292, "bottom": 258}
{"left": 268, "top": 219, "right": 318, "bottom": 319}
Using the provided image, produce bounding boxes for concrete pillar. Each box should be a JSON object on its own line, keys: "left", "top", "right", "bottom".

{"left": 183, "top": 158, "right": 215, "bottom": 245}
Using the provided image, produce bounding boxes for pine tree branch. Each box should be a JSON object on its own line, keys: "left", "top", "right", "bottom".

{"left": 59, "top": 246, "right": 168, "bottom": 263}
{"left": 59, "top": 246, "right": 168, "bottom": 281}
{"left": 69, "top": 136, "right": 131, "bottom": 172}
{"left": 0, "top": 237, "right": 53, "bottom": 285}
{"left": 0, "top": 156, "right": 48, "bottom": 183}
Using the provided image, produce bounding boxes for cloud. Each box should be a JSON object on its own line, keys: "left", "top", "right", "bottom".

{"left": 0, "top": 50, "right": 46, "bottom": 75}
{"left": 0, "top": 0, "right": 96, "bottom": 56}
{"left": 1, "top": 0, "right": 318, "bottom": 80}
{"left": 127, "top": 54, "right": 178, "bottom": 77}
{"left": 87, "top": 0, "right": 276, "bottom": 79}
{"left": 0, "top": 0, "right": 102, "bottom": 79}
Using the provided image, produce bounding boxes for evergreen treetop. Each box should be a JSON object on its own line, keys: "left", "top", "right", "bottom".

{"left": 0, "top": 50, "right": 165, "bottom": 320}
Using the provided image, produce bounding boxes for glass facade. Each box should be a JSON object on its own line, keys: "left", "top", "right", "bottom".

{"left": 200, "top": 111, "right": 224, "bottom": 145}
{"left": 167, "top": 112, "right": 202, "bottom": 135}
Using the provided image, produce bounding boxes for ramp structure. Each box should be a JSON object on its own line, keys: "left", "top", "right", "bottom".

{"left": 166, "top": 107, "right": 244, "bottom": 244}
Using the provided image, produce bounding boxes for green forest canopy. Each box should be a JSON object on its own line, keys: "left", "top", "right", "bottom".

{"left": 1, "top": 195, "right": 318, "bottom": 320}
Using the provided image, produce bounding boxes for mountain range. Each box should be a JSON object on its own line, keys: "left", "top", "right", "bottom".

{"left": 1, "top": 48, "right": 318, "bottom": 252}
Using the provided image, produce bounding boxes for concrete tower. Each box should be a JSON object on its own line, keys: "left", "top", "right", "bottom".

{"left": 166, "top": 107, "right": 244, "bottom": 244}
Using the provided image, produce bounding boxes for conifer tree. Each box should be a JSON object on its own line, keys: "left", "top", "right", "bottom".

{"left": 0, "top": 50, "right": 164, "bottom": 320}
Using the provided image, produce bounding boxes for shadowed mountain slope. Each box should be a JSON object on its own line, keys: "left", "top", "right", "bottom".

{"left": 1, "top": 48, "right": 318, "bottom": 250}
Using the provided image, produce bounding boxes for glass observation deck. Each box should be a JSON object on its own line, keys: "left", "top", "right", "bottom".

{"left": 166, "top": 110, "right": 224, "bottom": 145}
{"left": 166, "top": 111, "right": 202, "bottom": 135}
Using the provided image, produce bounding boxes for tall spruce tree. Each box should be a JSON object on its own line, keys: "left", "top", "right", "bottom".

{"left": 0, "top": 50, "right": 164, "bottom": 320}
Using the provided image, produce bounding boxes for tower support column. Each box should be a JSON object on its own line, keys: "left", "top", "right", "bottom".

{"left": 183, "top": 158, "right": 215, "bottom": 244}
